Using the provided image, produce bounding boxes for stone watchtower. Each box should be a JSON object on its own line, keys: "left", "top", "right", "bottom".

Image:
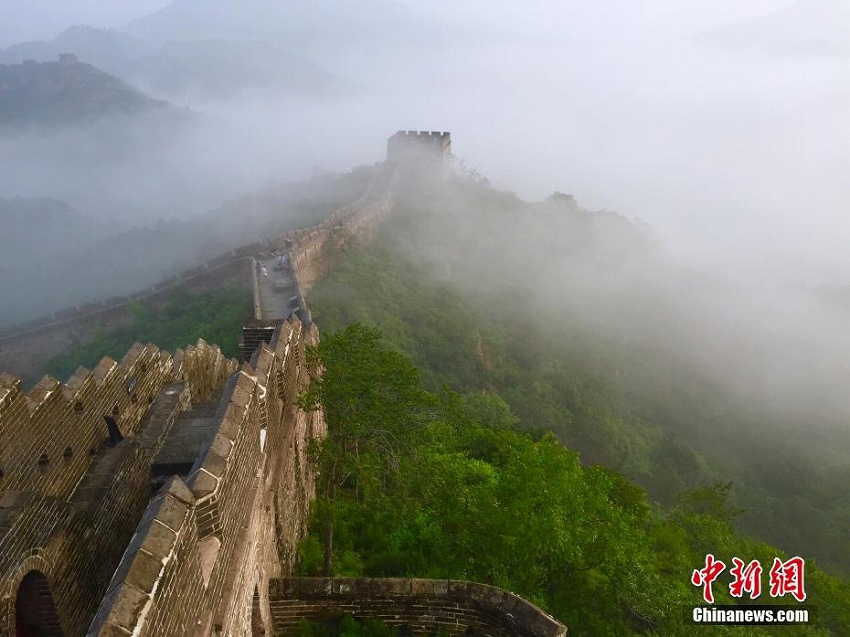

{"left": 386, "top": 131, "right": 451, "bottom": 177}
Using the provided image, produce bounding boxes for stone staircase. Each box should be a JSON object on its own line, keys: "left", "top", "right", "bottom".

{"left": 149, "top": 393, "right": 224, "bottom": 493}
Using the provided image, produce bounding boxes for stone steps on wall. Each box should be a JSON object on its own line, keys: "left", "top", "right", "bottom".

{"left": 149, "top": 391, "right": 225, "bottom": 492}
{"left": 240, "top": 323, "right": 279, "bottom": 363}
{"left": 70, "top": 382, "right": 189, "bottom": 510}
{"left": 69, "top": 443, "right": 131, "bottom": 507}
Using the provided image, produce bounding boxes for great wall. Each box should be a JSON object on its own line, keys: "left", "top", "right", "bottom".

{"left": 0, "top": 133, "right": 568, "bottom": 637}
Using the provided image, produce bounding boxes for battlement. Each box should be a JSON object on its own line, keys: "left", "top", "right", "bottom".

{"left": 0, "top": 339, "right": 236, "bottom": 500}
{"left": 0, "top": 343, "right": 170, "bottom": 500}
{"left": 390, "top": 130, "right": 451, "bottom": 142}
{"left": 86, "top": 318, "right": 324, "bottom": 637}
{"left": 387, "top": 130, "right": 452, "bottom": 168}
{"left": 0, "top": 337, "right": 239, "bottom": 636}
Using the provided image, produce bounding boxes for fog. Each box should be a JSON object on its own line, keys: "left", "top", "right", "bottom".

{"left": 401, "top": 1, "right": 848, "bottom": 286}
{"left": 1, "top": 0, "right": 848, "bottom": 359}
{"left": 2, "top": 0, "right": 850, "bottom": 569}
{"left": 385, "top": 166, "right": 850, "bottom": 429}
{"left": 0, "top": 1, "right": 171, "bottom": 45}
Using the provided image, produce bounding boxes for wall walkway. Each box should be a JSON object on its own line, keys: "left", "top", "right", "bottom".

{"left": 1, "top": 147, "right": 569, "bottom": 637}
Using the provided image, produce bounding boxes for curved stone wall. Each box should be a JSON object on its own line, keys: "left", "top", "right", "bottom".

{"left": 269, "top": 578, "right": 567, "bottom": 637}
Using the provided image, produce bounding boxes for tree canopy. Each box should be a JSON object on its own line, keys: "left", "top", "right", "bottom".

{"left": 297, "top": 323, "right": 850, "bottom": 636}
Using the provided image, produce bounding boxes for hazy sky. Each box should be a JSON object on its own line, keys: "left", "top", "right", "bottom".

{"left": 415, "top": 1, "right": 796, "bottom": 35}
{"left": 0, "top": 0, "right": 169, "bottom": 44}
{"left": 1, "top": 0, "right": 846, "bottom": 285}
{"left": 0, "top": 1, "right": 795, "bottom": 45}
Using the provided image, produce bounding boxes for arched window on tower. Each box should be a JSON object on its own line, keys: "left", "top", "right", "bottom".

{"left": 14, "top": 570, "right": 64, "bottom": 636}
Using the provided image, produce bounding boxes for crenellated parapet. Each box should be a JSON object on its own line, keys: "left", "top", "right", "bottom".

{"left": 0, "top": 340, "right": 237, "bottom": 499}
{"left": 0, "top": 343, "right": 170, "bottom": 500}
{"left": 0, "top": 339, "right": 239, "bottom": 637}
{"left": 387, "top": 130, "right": 451, "bottom": 172}
{"left": 86, "top": 317, "right": 325, "bottom": 637}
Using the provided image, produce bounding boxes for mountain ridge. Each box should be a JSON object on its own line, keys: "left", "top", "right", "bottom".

{"left": 120, "top": 0, "right": 461, "bottom": 79}
{"left": 0, "top": 55, "right": 175, "bottom": 128}
{"left": 0, "top": 25, "right": 349, "bottom": 102}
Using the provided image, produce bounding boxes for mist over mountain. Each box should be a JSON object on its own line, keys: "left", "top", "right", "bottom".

{"left": 0, "top": 0, "right": 846, "bottom": 389}
{"left": 0, "top": 55, "right": 175, "bottom": 128}
{"left": 121, "top": 0, "right": 459, "bottom": 81}
{"left": 0, "top": 25, "right": 151, "bottom": 77}
{"left": 307, "top": 168, "right": 850, "bottom": 577}
{"left": 134, "top": 39, "right": 348, "bottom": 102}
{"left": 392, "top": 169, "right": 850, "bottom": 427}
{"left": 0, "top": 166, "right": 373, "bottom": 327}
{"left": 0, "top": 26, "right": 349, "bottom": 104}
{"left": 0, "top": 6, "right": 359, "bottom": 230}
{"left": 0, "top": 196, "right": 107, "bottom": 260}
{"left": 0, "top": 196, "right": 107, "bottom": 322}
{"left": 1, "top": 2, "right": 849, "bottom": 617}
{"left": 695, "top": 0, "right": 850, "bottom": 57}
{"left": 0, "top": 1, "right": 170, "bottom": 45}
{"left": 0, "top": 53, "right": 217, "bottom": 226}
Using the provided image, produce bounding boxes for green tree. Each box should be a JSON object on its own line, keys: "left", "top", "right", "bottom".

{"left": 295, "top": 325, "right": 850, "bottom": 635}
{"left": 298, "top": 323, "right": 431, "bottom": 574}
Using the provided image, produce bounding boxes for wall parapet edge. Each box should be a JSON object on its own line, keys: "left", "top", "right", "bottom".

{"left": 85, "top": 317, "right": 325, "bottom": 637}
{"left": 270, "top": 577, "right": 567, "bottom": 637}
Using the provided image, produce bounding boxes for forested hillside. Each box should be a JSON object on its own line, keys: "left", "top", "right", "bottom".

{"left": 22, "top": 166, "right": 849, "bottom": 634}
{"left": 294, "top": 323, "right": 850, "bottom": 635}
{"left": 0, "top": 55, "right": 173, "bottom": 127}
{"left": 305, "top": 171, "right": 850, "bottom": 634}
{"left": 304, "top": 173, "right": 850, "bottom": 583}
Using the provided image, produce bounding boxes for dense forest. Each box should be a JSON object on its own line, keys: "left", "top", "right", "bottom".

{"left": 304, "top": 173, "right": 850, "bottom": 578}
{"left": 293, "top": 322, "right": 849, "bottom": 635}
{"left": 292, "top": 172, "right": 850, "bottom": 634}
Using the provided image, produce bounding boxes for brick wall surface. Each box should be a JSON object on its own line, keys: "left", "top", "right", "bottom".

{"left": 268, "top": 579, "right": 566, "bottom": 637}
{"left": 0, "top": 339, "right": 238, "bottom": 637}
{"left": 86, "top": 317, "right": 324, "bottom": 637}
{"left": 0, "top": 341, "right": 173, "bottom": 499}
{"left": 269, "top": 163, "right": 397, "bottom": 296}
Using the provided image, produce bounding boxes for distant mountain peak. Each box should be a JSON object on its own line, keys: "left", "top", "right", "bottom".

{"left": 0, "top": 56, "right": 172, "bottom": 128}
{"left": 134, "top": 37, "right": 348, "bottom": 101}
{"left": 0, "top": 25, "right": 152, "bottom": 79}
{"left": 120, "top": 0, "right": 458, "bottom": 79}
{"left": 696, "top": 0, "right": 850, "bottom": 57}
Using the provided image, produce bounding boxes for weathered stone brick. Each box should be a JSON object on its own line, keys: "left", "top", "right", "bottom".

{"left": 124, "top": 550, "right": 164, "bottom": 596}
{"left": 0, "top": 171, "right": 563, "bottom": 637}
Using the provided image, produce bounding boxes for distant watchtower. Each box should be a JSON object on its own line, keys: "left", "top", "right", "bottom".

{"left": 386, "top": 131, "right": 451, "bottom": 176}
